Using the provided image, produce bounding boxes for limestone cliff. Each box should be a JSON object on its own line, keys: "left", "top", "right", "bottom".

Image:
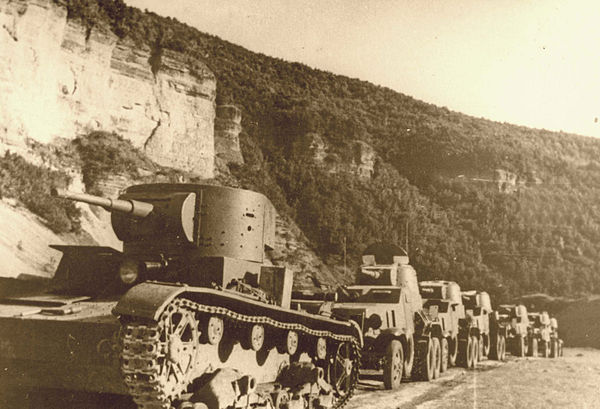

{"left": 0, "top": 0, "right": 216, "bottom": 177}
{"left": 214, "top": 105, "right": 243, "bottom": 164}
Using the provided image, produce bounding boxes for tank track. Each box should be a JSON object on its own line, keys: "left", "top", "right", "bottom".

{"left": 120, "top": 297, "right": 361, "bottom": 409}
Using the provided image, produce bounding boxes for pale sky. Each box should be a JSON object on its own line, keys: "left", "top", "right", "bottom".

{"left": 126, "top": 0, "right": 600, "bottom": 138}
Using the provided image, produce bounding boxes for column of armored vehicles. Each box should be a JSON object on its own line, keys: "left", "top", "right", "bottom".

{"left": 0, "top": 184, "right": 563, "bottom": 409}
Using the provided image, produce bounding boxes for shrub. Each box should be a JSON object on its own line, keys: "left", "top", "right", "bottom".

{"left": 0, "top": 152, "right": 81, "bottom": 233}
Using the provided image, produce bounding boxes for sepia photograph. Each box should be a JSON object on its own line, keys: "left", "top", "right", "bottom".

{"left": 0, "top": 0, "right": 599, "bottom": 408}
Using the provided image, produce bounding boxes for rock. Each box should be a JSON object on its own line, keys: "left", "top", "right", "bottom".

{"left": 214, "top": 105, "right": 243, "bottom": 164}
{"left": 0, "top": 0, "right": 216, "bottom": 177}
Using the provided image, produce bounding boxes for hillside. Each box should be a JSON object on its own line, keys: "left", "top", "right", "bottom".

{"left": 3, "top": 0, "right": 600, "bottom": 303}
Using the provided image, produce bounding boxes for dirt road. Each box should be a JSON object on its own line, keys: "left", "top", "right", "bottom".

{"left": 348, "top": 348, "right": 600, "bottom": 409}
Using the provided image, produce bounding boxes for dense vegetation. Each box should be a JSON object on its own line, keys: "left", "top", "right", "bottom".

{"left": 54, "top": 0, "right": 600, "bottom": 301}
{"left": 0, "top": 152, "right": 80, "bottom": 233}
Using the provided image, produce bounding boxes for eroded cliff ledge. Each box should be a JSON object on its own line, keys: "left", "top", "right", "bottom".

{"left": 0, "top": 0, "right": 216, "bottom": 177}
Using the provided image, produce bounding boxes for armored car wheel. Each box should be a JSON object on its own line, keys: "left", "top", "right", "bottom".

{"left": 448, "top": 336, "right": 458, "bottom": 366}
{"left": 440, "top": 337, "right": 449, "bottom": 373}
{"left": 515, "top": 335, "right": 526, "bottom": 357}
{"left": 402, "top": 336, "right": 415, "bottom": 380}
{"left": 458, "top": 336, "right": 474, "bottom": 368}
{"left": 478, "top": 336, "right": 485, "bottom": 362}
{"left": 559, "top": 340, "right": 564, "bottom": 357}
{"left": 540, "top": 340, "right": 549, "bottom": 358}
{"left": 432, "top": 337, "right": 441, "bottom": 379}
{"left": 482, "top": 333, "right": 490, "bottom": 357}
{"left": 469, "top": 335, "right": 478, "bottom": 368}
{"left": 550, "top": 339, "right": 558, "bottom": 358}
{"left": 499, "top": 335, "right": 506, "bottom": 360}
{"left": 383, "top": 340, "right": 404, "bottom": 389}
{"left": 528, "top": 338, "right": 538, "bottom": 357}
{"left": 413, "top": 337, "right": 434, "bottom": 381}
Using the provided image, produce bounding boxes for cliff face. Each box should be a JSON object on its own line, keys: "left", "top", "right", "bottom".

{"left": 0, "top": 0, "right": 216, "bottom": 177}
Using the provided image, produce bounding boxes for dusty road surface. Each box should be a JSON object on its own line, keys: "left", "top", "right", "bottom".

{"left": 2, "top": 348, "right": 598, "bottom": 408}
{"left": 348, "top": 347, "right": 600, "bottom": 409}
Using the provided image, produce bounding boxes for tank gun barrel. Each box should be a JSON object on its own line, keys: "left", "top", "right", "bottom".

{"left": 51, "top": 188, "right": 153, "bottom": 217}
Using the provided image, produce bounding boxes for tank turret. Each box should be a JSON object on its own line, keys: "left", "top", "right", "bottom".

{"left": 53, "top": 184, "right": 280, "bottom": 293}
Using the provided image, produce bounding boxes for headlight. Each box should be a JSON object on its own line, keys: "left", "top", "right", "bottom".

{"left": 119, "top": 259, "right": 140, "bottom": 284}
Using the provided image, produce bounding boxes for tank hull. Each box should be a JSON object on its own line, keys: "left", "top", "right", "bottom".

{"left": 0, "top": 300, "right": 125, "bottom": 394}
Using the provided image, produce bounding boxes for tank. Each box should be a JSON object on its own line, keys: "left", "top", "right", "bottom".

{"left": 0, "top": 184, "right": 362, "bottom": 409}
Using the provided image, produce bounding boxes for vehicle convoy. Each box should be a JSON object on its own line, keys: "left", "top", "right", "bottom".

{"left": 319, "top": 244, "right": 440, "bottom": 389}
{"left": 527, "top": 311, "right": 552, "bottom": 357}
{"left": 0, "top": 184, "right": 363, "bottom": 409}
{"left": 461, "top": 290, "right": 492, "bottom": 362}
{"left": 419, "top": 281, "right": 471, "bottom": 369}
{"left": 549, "top": 317, "right": 563, "bottom": 358}
{"left": 495, "top": 304, "right": 530, "bottom": 357}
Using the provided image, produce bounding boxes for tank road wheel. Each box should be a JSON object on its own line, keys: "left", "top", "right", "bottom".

{"left": 202, "top": 315, "right": 224, "bottom": 345}
{"left": 383, "top": 340, "right": 404, "bottom": 390}
{"left": 432, "top": 337, "right": 441, "bottom": 379}
{"left": 448, "top": 336, "right": 458, "bottom": 367}
{"left": 271, "top": 390, "right": 290, "bottom": 408}
{"left": 286, "top": 331, "right": 299, "bottom": 356}
{"left": 329, "top": 342, "right": 358, "bottom": 398}
{"left": 413, "top": 337, "right": 434, "bottom": 381}
{"left": 528, "top": 338, "right": 538, "bottom": 357}
{"left": 315, "top": 337, "right": 328, "bottom": 360}
{"left": 402, "top": 336, "right": 415, "bottom": 380}
{"left": 469, "top": 336, "right": 479, "bottom": 368}
{"left": 458, "top": 336, "right": 473, "bottom": 368}
{"left": 440, "top": 337, "right": 449, "bottom": 373}
{"left": 242, "top": 324, "right": 265, "bottom": 351}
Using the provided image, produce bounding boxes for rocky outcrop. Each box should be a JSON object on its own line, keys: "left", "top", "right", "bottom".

{"left": 352, "top": 140, "right": 375, "bottom": 179}
{"left": 494, "top": 169, "right": 518, "bottom": 193}
{"left": 214, "top": 105, "right": 243, "bottom": 164}
{"left": 0, "top": 0, "right": 216, "bottom": 177}
{"left": 308, "top": 133, "right": 376, "bottom": 180}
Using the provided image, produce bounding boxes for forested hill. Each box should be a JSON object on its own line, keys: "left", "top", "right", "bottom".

{"left": 65, "top": 0, "right": 600, "bottom": 301}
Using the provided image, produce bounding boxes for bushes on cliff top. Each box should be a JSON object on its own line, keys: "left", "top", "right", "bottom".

{"left": 72, "top": 131, "right": 156, "bottom": 194}
{"left": 0, "top": 152, "right": 81, "bottom": 233}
